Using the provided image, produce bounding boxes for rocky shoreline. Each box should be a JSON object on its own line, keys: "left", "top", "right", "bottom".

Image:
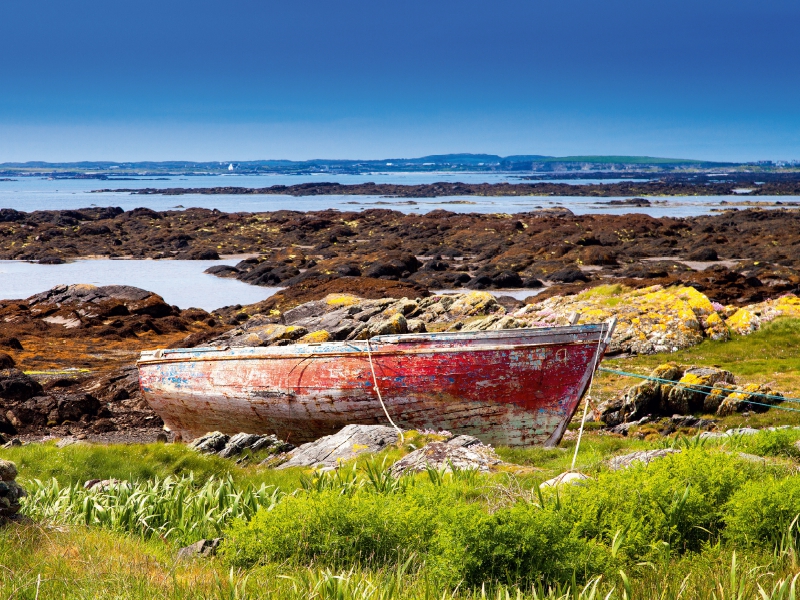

{"left": 94, "top": 179, "right": 800, "bottom": 197}
{"left": 1, "top": 206, "right": 800, "bottom": 304}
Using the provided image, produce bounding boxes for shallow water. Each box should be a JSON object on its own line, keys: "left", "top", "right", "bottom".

{"left": 1, "top": 174, "right": 793, "bottom": 217}
{"left": 0, "top": 173, "right": 699, "bottom": 216}
{"left": 0, "top": 258, "right": 279, "bottom": 311}
{"left": 0, "top": 257, "right": 551, "bottom": 312}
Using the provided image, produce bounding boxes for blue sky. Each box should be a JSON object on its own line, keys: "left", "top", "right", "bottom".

{"left": 1, "top": 0, "right": 799, "bottom": 162}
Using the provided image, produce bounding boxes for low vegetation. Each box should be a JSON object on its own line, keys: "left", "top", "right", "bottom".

{"left": 4, "top": 432, "right": 800, "bottom": 598}
{"left": 5, "top": 319, "right": 800, "bottom": 598}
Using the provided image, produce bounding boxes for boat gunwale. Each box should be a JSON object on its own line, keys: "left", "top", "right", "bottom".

{"left": 137, "top": 338, "right": 607, "bottom": 366}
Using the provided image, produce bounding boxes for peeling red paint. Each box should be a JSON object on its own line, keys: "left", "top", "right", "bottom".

{"left": 138, "top": 324, "right": 613, "bottom": 447}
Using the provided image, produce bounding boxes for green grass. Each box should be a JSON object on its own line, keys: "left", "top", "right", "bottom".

{"left": 612, "top": 318, "right": 800, "bottom": 382}
{"left": 6, "top": 436, "right": 800, "bottom": 598}
{"left": 0, "top": 442, "right": 307, "bottom": 490}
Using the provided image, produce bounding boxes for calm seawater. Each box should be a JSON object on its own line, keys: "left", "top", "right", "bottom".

{"left": 3, "top": 173, "right": 760, "bottom": 217}
{"left": 0, "top": 174, "right": 792, "bottom": 217}
{"left": 0, "top": 259, "right": 278, "bottom": 311}
{"left": 0, "top": 258, "right": 545, "bottom": 311}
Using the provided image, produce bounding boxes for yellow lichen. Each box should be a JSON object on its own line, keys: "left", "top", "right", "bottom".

{"left": 298, "top": 330, "right": 332, "bottom": 343}
{"left": 324, "top": 294, "right": 361, "bottom": 307}
{"left": 725, "top": 308, "right": 759, "bottom": 335}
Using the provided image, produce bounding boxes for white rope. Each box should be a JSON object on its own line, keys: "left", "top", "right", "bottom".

{"left": 366, "top": 339, "right": 404, "bottom": 443}
{"left": 570, "top": 326, "right": 606, "bottom": 471}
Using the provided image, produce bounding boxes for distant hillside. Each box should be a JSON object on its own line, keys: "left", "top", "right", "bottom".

{"left": 0, "top": 154, "right": 742, "bottom": 177}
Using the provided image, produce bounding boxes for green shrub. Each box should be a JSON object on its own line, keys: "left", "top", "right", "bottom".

{"left": 735, "top": 429, "right": 800, "bottom": 460}
{"left": 221, "top": 487, "right": 440, "bottom": 568}
{"left": 565, "top": 449, "right": 755, "bottom": 559}
{"left": 724, "top": 476, "right": 800, "bottom": 549}
{"left": 428, "top": 501, "right": 606, "bottom": 589}
{"left": 222, "top": 479, "right": 607, "bottom": 590}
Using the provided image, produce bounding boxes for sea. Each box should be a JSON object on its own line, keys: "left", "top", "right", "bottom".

{"left": 1, "top": 173, "right": 797, "bottom": 309}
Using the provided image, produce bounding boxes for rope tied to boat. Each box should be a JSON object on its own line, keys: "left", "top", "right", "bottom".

{"left": 366, "top": 339, "right": 405, "bottom": 443}
{"left": 570, "top": 328, "right": 606, "bottom": 471}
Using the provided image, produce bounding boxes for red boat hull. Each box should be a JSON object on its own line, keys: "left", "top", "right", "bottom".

{"left": 138, "top": 325, "right": 611, "bottom": 447}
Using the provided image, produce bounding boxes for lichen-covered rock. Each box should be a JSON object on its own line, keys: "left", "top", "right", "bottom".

{"left": 725, "top": 308, "right": 760, "bottom": 335}
{"left": 189, "top": 431, "right": 289, "bottom": 458}
{"left": 189, "top": 431, "right": 229, "bottom": 453}
{"left": 664, "top": 366, "right": 735, "bottom": 414}
{"left": 703, "top": 383, "right": 738, "bottom": 413}
{"left": 0, "top": 460, "right": 17, "bottom": 482}
{"left": 717, "top": 384, "right": 783, "bottom": 416}
{"left": 218, "top": 432, "right": 287, "bottom": 458}
{"left": 597, "top": 363, "right": 683, "bottom": 426}
{"left": 446, "top": 292, "right": 500, "bottom": 318}
{"left": 389, "top": 437, "right": 502, "bottom": 476}
{"left": 608, "top": 449, "right": 680, "bottom": 471}
{"left": 298, "top": 330, "right": 332, "bottom": 343}
{"left": 651, "top": 362, "right": 684, "bottom": 382}
{"left": 206, "top": 286, "right": 795, "bottom": 356}
{"left": 728, "top": 294, "right": 800, "bottom": 334}
{"left": 368, "top": 313, "right": 408, "bottom": 336}
{"left": 513, "top": 285, "right": 712, "bottom": 354}
{"left": 405, "top": 318, "right": 427, "bottom": 334}
{"left": 214, "top": 323, "right": 309, "bottom": 347}
{"left": 277, "top": 424, "right": 401, "bottom": 469}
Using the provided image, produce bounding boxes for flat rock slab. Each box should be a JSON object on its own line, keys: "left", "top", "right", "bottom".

{"left": 276, "top": 424, "right": 401, "bottom": 469}
{"left": 389, "top": 437, "right": 501, "bottom": 476}
{"left": 700, "top": 427, "right": 760, "bottom": 439}
{"left": 540, "top": 472, "right": 591, "bottom": 488}
{"left": 607, "top": 448, "right": 680, "bottom": 471}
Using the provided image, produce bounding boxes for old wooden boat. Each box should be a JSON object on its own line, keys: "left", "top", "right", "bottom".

{"left": 138, "top": 321, "right": 615, "bottom": 447}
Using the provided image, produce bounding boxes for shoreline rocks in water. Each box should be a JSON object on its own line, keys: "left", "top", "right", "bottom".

{"left": 95, "top": 178, "right": 800, "bottom": 198}
{"left": 1, "top": 207, "right": 799, "bottom": 310}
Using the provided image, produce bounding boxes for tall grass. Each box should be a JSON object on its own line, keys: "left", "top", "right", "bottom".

{"left": 23, "top": 473, "right": 283, "bottom": 545}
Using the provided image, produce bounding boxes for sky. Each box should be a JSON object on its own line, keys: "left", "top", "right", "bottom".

{"left": 1, "top": 0, "right": 799, "bottom": 162}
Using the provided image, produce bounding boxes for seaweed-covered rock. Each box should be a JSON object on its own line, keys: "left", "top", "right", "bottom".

{"left": 0, "top": 369, "right": 43, "bottom": 402}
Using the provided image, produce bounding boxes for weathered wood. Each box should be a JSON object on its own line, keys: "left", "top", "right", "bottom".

{"left": 138, "top": 324, "right": 613, "bottom": 447}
